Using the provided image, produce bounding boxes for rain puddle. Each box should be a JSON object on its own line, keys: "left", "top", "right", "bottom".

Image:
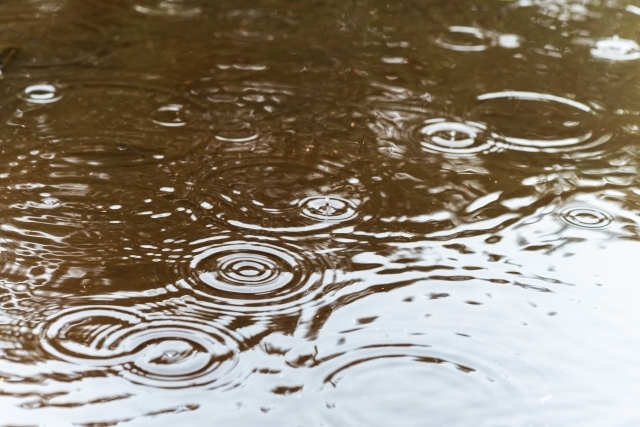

{"left": 0, "top": 0, "right": 638, "bottom": 425}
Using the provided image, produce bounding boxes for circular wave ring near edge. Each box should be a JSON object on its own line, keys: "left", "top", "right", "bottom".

{"left": 471, "top": 91, "right": 612, "bottom": 154}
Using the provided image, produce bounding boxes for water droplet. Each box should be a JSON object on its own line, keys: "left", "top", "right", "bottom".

{"left": 418, "top": 119, "right": 493, "bottom": 155}
{"left": 20, "top": 84, "right": 62, "bottom": 104}
{"left": 591, "top": 37, "right": 640, "bottom": 61}
{"left": 498, "top": 34, "right": 522, "bottom": 49}
{"left": 215, "top": 121, "right": 259, "bottom": 143}
{"left": 152, "top": 104, "right": 188, "bottom": 127}
{"left": 41, "top": 197, "right": 60, "bottom": 207}
{"left": 434, "top": 26, "right": 495, "bottom": 52}
{"left": 299, "top": 195, "right": 358, "bottom": 222}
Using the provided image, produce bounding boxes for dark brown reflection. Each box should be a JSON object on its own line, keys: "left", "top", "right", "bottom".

{"left": 0, "top": 16, "right": 106, "bottom": 70}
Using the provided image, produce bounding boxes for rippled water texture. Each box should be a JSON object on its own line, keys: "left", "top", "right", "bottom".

{"left": 0, "top": 0, "right": 639, "bottom": 425}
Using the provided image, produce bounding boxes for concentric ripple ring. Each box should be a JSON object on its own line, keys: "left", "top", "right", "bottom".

{"left": 472, "top": 91, "right": 612, "bottom": 153}
{"left": 193, "top": 242, "right": 298, "bottom": 295}
{"left": 557, "top": 205, "right": 614, "bottom": 229}
{"left": 434, "top": 26, "right": 496, "bottom": 52}
{"left": 177, "top": 239, "right": 331, "bottom": 316}
{"left": 417, "top": 119, "right": 494, "bottom": 155}
{"left": 38, "top": 306, "right": 242, "bottom": 389}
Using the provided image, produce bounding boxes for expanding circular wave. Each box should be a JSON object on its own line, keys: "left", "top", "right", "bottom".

{"left": 38, "top": 306, "right": 242, "bottom": 389}
{"left": 417, "top": 119, "right": 495, "bottom": 155}
{"left": 196, "top": 159, "right": 367, "bottom": 234}
{"left": 176, "top": 237, "right": 334, "bottom": 316}
{"left": 470, "top": 91, "right": 612, "bottom": 153}
{"left": 151, "top": 104, "right": 190, "bottom": 128}
{"left": 194, "top": 241, "right": 298, "bottom": 295}
{"left": 497, "top": 0, "right": 637, "bottom": 66}
{"left": 590, "top": 37, "right": 640, "bottom": 61}
{"left": 19, "top": 84, "right": 63, "bottom": 104}
{"left": 311, "top": 343, "right": 476, "bottom": 389}
{"left": 303, "top": 333, "right": 527, "bottom": 426}
{"left": 298, "top": 195, "right": 358, "bottom": 223}
{"left": 291, "top": 272, "right": 557, "bottom": 426}
{"left": 214, "top": 120, "right": 259, "bottom": 143}
{"left": 557, "top": 205, "right": 614, "bottom": 229}
{"left": 434, "top": 26, "right": 496, "bottom": 52}
{"left": 368, "top": 94, "right": 498, "bottom": 158}
{"left": 3, "top": 80, "right": 211, "bottom": 135}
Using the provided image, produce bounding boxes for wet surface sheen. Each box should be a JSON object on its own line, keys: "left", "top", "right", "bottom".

{"left": 0, "top": 0, "right": 638, "bottom": 425}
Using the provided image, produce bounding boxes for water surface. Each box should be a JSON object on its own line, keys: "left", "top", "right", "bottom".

{"left": 0, "top": 0, "right": 639, "bottom": 425}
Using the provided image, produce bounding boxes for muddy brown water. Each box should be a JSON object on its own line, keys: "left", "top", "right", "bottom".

{"left": 0, "top": 0, "right": 638, "bottom": 425}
